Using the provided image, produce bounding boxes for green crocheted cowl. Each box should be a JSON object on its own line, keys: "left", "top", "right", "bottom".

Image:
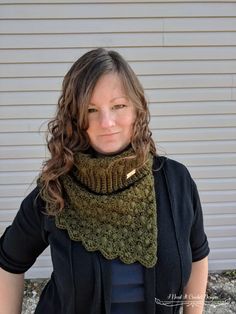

{"left": 38, "top": 148, "right": 158, "bottom": 268}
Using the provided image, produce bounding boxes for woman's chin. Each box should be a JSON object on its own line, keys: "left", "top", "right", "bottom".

{"left": 91, "top": 143, "right": 131, "bottom": 156}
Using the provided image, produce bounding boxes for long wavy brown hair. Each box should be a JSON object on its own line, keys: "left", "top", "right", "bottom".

{"left": 38, "top": 48, "right": 157, "bottom": 214}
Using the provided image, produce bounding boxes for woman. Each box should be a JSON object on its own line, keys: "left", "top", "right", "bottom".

{"left": 0, "top": 48, "right": 210, "bottom": 314}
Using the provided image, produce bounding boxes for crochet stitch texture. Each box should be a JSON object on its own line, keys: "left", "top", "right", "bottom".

{"left": 38, "top": 148, "right": 158, "bottom": 268}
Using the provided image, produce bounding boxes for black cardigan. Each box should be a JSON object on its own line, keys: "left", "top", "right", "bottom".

{"left": 0, "top": 156, "right": 210, "bottom": 314}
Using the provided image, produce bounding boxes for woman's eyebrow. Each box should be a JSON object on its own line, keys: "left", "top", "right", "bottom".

{"left": 110, "top": 96, "right": 128, "bottom": 101}
{"left": 89, "top": 96, "right": 129, "bottom": 106}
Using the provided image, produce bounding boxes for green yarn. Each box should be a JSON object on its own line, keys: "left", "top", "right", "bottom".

{"left": 38, "top": 148, "right": 158, "bottom": 268}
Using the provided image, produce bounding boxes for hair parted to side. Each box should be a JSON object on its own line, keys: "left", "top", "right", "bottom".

{"left": 38, "top": 48, "right": 157, "bottom": 214}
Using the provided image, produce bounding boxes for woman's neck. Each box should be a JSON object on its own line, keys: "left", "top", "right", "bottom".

{"left": 87, "top": 144, "right": 132, "bottom": 158}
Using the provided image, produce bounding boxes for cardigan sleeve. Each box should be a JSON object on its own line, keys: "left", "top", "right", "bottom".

{"left": 190, "top": 178, "right": 210, "bottom": 262}
{"left": 0, "top": 186, "right": 49, "bottom": 274}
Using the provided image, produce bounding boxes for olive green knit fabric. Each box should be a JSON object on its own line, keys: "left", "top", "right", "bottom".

{"left": 38, "top": 149, "right": 158, "bottom": 268}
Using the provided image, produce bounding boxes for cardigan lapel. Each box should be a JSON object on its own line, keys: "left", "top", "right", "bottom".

{"left": 144, "top": 266, "right": 156, "bottom": 313}
{"left": 162, "top": 158, "right": 184, "bottom": 292}
{"left": 142, "top": 156, "right": 165, "bottom": 314}
{"left": 98, "top": 253, "right": 112, "bottom": 314}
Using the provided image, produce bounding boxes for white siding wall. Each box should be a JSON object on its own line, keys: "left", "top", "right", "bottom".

{"left": 0, "top": 0, "right": 235, "bottom": 278}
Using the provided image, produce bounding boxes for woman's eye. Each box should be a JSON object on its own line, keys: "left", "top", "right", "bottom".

{"left": 113, "top": 104, "right": 126, "bottom": 109}
{"left": 88, "top": 108, "right": 97, "bottom": 113}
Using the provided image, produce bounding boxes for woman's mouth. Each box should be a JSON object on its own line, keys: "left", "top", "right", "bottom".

{"left": 100, "top": 132, "right": 119, "bottom": 137}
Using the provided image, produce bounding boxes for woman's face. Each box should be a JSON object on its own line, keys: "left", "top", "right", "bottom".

{"left": 86, "top": 73, "right": 136, "bottom": 155}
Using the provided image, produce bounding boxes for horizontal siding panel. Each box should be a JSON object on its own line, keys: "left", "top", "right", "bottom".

{"left": 0, "top": 18, "right": 163, "bottom": 34}
{"left": 0, "top": 106, "right": 55, "bottom": 118}
{"left": 150, "top": 115, "right": 236, "bottom": 129}
{"left": 0, "top": 146, "right": 48, "bottom": 159}
{"left": 0, "top": 209, "right": 17, "bottom": 221}
{"left": 209, "top": 248, "right": 236, "bottom": 260}
{"left": 195, "top": 178, "right": 236, "bottom": 191}
{"left": 1, "top": 0, "right": 236, "bottom": 3}
{"left": 1, "top": 33, "right": 236, "bottom": 49}
{"left": 172, "top": 154, "right": 236, "bottom": 167}
{"left": 197, "top": 190, "right": 236, "bottom": 203}
{"left": 158, "top": 141, "right": 236, "bottom": 154}
{"left": 0, "top": 184, "right": 40, "bottom": 197}
{"left": 146, "top": 88, "right": 232, "bottom": 102}
{"left": 164, "top": 32, "right": 236, "bottom": 46}
{"left": 209, "top": 259, "right": 236, "bottom": 272}
{"left": 1, "top": 18, "right": 236, "bottom": 34}
{"left": 196, "top": 178, "right": 236, "bottom": 190}
{"left": 199, "top": 225, "right": 236, "bottom": 237}
{"left": 0, "top": 78, "right": 63, "bottom": 92}
{"left": 188, "top": 166, "right": 236, "bottom": 179}
{"left": 0, "top": 119, "right": 48, "bottom": 132}
{"left": 164, "top": 17, "right": 236, "bottom": 32}
{"left": 1, "top": 74, "right": 235, "bottom": 91}
{"left": 150, "top": 102, "right": 236, "bottom": 116}
{"left": 0, "top": 91, "right": 59, "bottom": 105}
{"left": 0, "top": 171, "right": 38, "bottom": 184}
{"left": 208, "top": 237, "right": 236, "bottom": 249}
{"left": 232, "top": 87, "right": 236, "bottom": 99}
{"left": 0, "top": 196, "right": 32, "bottom": 210}
{"left": 203, "top": 203, "right": 236, "bottom": 215}
{"left": 153, "top": 128, "right": 236, "bottom": 141}
{"left": 0, "top": 158, "right": 43, "bottom": 171}
{"left": 1, "top": 3, "right": 236, "bottom": 19}
{"left": 1, "top": 47, "right": 236, "bottom": 63}
{"left": 141, "top": 75, "right": 235, "bottom": 89}
{"left": 0, "top": 133, "right": 45, "bottom": 146}
{"left": 0, "top": 64, "right": 66, "bottom": 78}
{"left": 1, "top": 61, "right": 236, "bottom": 77}
{"left": 0, "top": 48, "right": 83, "bottom": 63}
{"left": 0, "top": 33, "right": 163, "bottom": 49}
{"left": 204, "top": 214, "right": 236, "bottom": 226}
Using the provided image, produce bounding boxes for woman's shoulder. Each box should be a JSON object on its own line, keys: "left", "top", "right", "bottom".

{"left": 153, "top": 154, "right": 191, "bottom": 179}
{"left": 17, "top": 184, "right": 47, "bottom": 220}
{"left": 22, "top": 184, "right": 44, "bottom": 205}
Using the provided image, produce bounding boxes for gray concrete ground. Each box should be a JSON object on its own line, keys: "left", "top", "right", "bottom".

{"left": 22, "top": 271, "right": 236, "bottom": 313}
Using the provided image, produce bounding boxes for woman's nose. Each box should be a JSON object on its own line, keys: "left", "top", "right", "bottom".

{"left": 99, "top": 110, "right": 116, "bottom": 128}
